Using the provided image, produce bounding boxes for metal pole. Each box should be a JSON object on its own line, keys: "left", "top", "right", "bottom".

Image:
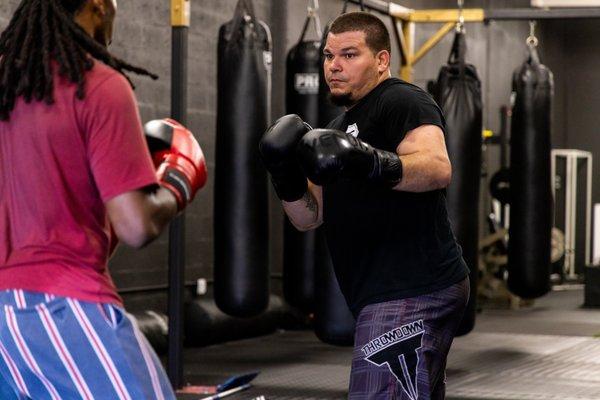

{"left": 168, "top": 0, "right": 190, "bottom": 389}
{"left": 486, "top": 7, "right": 600, "bottom": 20}
{"left": 499, "top": 106, "right": 509, "bottom": 169}
{"left": 586, "top": 154, "right": 592, "bottom": 267}
{"left": 400, "top": 21, "right": 414, "bottom": 82}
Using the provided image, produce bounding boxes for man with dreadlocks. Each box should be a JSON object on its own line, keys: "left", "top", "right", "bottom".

{"left": 0, "top": 0, "right": 206, "bottom": 399}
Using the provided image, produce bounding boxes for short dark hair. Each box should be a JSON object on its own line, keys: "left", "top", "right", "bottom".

{"left": 329, "top": 12, "right": 391, "bottom": 55}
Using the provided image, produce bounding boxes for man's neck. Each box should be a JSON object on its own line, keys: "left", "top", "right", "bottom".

{"left": 345, "top": 71, "right": 392, "bottom": 111}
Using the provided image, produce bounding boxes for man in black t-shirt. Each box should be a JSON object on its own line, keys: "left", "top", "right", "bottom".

{"left": 260, "top": 11, "right": 469, "bottom": 400}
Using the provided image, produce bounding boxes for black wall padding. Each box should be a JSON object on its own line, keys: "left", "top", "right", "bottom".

{"left": 214, "top": 0, "right": 271, "bottom": 317}
{"left": 508, "top": 45, "right": 554, "bottom": 298}
{"left": 314, "top": 229, "right": 355, "bottom": 346}
{"left": 283, "top": 15, "right": 321, "bottom": 314}
{"left": 185, "top": 295, "right": 284, "bottom": 347}
{"left": 318, "top": 23, "right": 344, "bottom": 128}
{"left": 432, "top": 31, "right": 482, "bottom": 336}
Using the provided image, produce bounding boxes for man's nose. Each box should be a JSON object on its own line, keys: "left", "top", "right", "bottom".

{"left": 327, "top": 57, "right": 342, "bottom": 72}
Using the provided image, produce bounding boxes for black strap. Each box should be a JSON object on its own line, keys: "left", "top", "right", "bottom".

{"left": 230, "top": 0, "right": 258, "bottom": 42}
{"left": 298, "top": 12, "right": 322, "bottom": 43}
{"left": 448, "top": 31, "right": 466, "bottom": 64}
{"left": 527, "top": 45, "right": 541, "bottom": 66}
{"left": 299, "top": 15, "right": 312, "bottom": 42}
{"left": 239, "top": 0, "right": 257, "bottom": 20}
{"left": 448, "top": 30, "right": 467, "bottom": 77}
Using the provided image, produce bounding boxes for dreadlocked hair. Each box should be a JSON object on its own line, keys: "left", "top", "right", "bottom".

{"left": 0, "top": 0, "right": 158, "bottom": 120}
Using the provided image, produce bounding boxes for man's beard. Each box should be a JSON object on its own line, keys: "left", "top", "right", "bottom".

{"left": 328, "top": 92, "right": 355, "bottom": 107}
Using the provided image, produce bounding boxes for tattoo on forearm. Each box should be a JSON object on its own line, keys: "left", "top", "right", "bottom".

{"left": 303, "top": 192, "right": 317, "bottom": 214}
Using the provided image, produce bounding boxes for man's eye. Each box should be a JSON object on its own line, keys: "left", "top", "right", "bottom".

{"left": 345, "top": 54, "right": 356, "bottom": 59}
{"left": 325, "top": 54, "right": 334, "bottom": 60}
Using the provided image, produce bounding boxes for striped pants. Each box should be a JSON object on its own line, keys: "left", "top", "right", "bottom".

{"left": 0, "top": 290, "right": 175, "bottom": 400}
{"left": 349, "top": 278, "right": 470, "bottom": 400}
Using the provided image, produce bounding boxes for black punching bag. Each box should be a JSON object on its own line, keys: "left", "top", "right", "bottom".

{"left": 214, "top": 0, "right": 271, "bottom": 317}
{"left": 286, "top": 12, "right": 320, "bottom": 126}
{"left": 317, "top": 22, "right": 343, "bottom": 128}
{"left": 283, "top": 223, "right": 317, "bottom": 313}
{"left": 283, "top": 13, "right": 321, "bottom": 313}
{"left": 433, "top": 31, "right": 482, "bottom": 336}
{"left": 508, "top": 43, "right": 553, "bottom": 298}
{"left": 314, "top": 229, "right": 355, "bottom": 346}
{"left": 313, "top": 2, "right": 357, "bottom": 345}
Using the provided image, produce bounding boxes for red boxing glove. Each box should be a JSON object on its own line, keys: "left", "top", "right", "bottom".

{"left": 144, "top": 118, "right": 208, "bottom": 210}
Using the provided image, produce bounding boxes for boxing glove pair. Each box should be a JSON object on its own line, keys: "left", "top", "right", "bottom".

{"left": 144, "top": 119, "right": 207, "bottom": 211}
{"left": 259, "top": 114, "right": 403, "bottom": 202}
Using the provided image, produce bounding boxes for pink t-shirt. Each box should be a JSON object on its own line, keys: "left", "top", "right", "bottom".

{"left": 0, "top": 61, "right": 158, "bottom": 306}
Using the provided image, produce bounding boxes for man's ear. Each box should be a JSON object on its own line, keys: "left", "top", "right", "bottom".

{"left": 377, "top": 50, "right": 391, "bottom": 72}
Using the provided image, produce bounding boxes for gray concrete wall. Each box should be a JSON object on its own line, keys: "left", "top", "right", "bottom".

{"left": 539, "top": 20, "right": 567, "bottom": 149}
{"left": 110, "top": 0, "right": 274, "bottom": 310}
{"left": 562, "top": 20, "right": 600, "bottom": 204}
{"left": 541, "top": 19, "right": 600, "bottom": 204}
{"left": 107, "top": 0, "right": 274, "bottom": 310}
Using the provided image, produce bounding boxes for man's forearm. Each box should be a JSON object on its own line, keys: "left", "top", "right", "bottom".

{"left": 392, "top": 152, "right": 451, "bottom": 192}
{"left": 107, "top": 185, "right": 179, "bottom": 249}
{"left": 282, "top": 186, "right": 322, "bottom": 231}
{"left": 146, "top": 186, "right": 179, "bottom": 233}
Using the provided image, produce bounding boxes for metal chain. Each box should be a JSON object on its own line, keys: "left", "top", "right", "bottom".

{"left": 456, "top": 0, "right": 465, "bottom": 33}
{"left": 527, "top": 20, "right": 539, "bottom": 47}
{"left": 308, "top": 0, "right": 319, "bottom": 15}
{"left": 307, "top": 0, "right": 322, "bottom": 38}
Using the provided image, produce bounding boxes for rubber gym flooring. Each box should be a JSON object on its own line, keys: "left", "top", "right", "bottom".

{"left": 176, "top": 286, "right": 600, "bottom": 400}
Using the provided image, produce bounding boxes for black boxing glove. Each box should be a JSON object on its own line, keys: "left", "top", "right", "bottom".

{"left": 259, "top": 114, "right": 312, "bottom": 201}
{"left": 297, "top": 129, "right": 402, "bottom": 187}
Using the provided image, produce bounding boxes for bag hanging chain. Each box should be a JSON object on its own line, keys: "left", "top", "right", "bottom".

{"left": 456, "top": 0, "right": 465, "bottom": 33}
{"left": 308, "top": 0, "right": 323, "bottom": 38}
{"left": 527, "top": 20, "right": 539, "bottom": 47}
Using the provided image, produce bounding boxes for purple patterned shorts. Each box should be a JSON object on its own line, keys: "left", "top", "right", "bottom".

{"left": 349, "top": 278, "right": 469, "bottom": 400}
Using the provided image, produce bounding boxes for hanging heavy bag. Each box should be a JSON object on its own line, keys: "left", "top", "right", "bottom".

{"left": 313, "top": 229, "right": 355, "bottom": 346}
{"left": 283, "top": 9, "right": 322, "bottom": 314}
{"left": 312, "top": 0, "right": 362, "bottom": 345}
{"left": 286, "top": 9, "right": 321, "bottom": 127}
{"left": 214, "top": 0, "right": 272, "bottom": 317}
{"left": 432, "top": 30, "right": 482, "bottom": 336}
{"left": 507, "top": 43, "right": 553, "bottom": 298}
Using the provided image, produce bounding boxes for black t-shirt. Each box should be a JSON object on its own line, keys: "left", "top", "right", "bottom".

{"left": 323, "top": 77, "right": 469, "bottom": 316}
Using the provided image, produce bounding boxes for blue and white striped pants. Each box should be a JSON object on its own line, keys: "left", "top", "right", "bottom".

{"left": 0, "top": 289, "right": 176, "bottom": 400}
